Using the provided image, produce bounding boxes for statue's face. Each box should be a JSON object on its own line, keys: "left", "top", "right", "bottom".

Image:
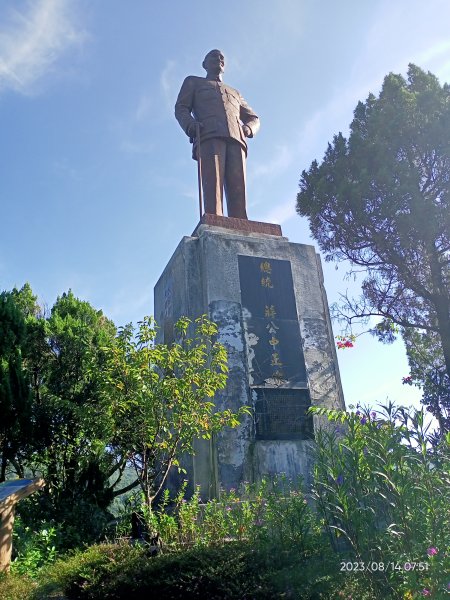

{"left": 203, "top": 50, "right": 225, "bottom": 75}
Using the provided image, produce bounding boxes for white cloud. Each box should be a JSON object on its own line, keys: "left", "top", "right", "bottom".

{"left": 261, "top": 198, "right": 296, "bottom": 225}
{"left": 0, "top": 0, "right": 85, "bottom": 95}
{"left": 160, "top": 59, "right": 177, "bottom": 115}
{"left": 249, "top": 144, "right": 293, "bottom": 181}
{"left": 134, "top": 93, "right": 153, "bottom": 122}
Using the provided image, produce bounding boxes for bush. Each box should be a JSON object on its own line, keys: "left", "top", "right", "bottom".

{"left": 31, "top": 541, "right": 341, "bottom": 600}
{"left": 10, "top": 514, "right": 58, "bottom": 577}
{"left": 109, "top": 476, "right": 321, "bottom": 554}
{"left": 18, "top": 494, "right": 113, "bottom": 551}
{"left": 4, "top": 402, "right": 448, "bottom": 600}
{"left": 0, "top": 572, "right": 35, "bottom": 600}
{"left": 311, "top": 403, "right": 450, "bottom": 599}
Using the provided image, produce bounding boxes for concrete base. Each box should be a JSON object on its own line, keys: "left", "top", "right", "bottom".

{"left": 154, "top": 221, "right": 344, "bottom": 499}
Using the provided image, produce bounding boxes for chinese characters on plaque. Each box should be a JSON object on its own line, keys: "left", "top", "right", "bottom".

{"left": 238, "top": 256, "right": 308, "bottom": 388}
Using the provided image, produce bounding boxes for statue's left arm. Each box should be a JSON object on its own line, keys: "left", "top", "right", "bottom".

{"left": 240, "top": 97, "right": 260, "bottom": 138}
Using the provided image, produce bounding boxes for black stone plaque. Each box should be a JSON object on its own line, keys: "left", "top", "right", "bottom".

{"left": 238, "top": 255, "right": 308, "bottom": 388}
{"left": 254, "top": 388, "right": 313, "bottom": 439}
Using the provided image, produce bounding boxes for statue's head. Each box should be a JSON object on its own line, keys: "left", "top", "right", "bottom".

{"left": 202, "top": 49, "right": 225, "bottom": 76}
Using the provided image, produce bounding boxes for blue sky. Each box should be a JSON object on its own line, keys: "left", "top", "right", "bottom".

{"left": 2, "top": 0, "right": 450, "bottom": 412}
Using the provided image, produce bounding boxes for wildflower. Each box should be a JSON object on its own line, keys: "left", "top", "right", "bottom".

{"left": 402, "top": 375, "right": 412, "bottom": 385}
{"left": 360, "top": 416, "right": 368, "bottom": 425}
{"left": 370, "top": 411, "right": 377, "bottom": 420}
{"left": 421, "top": 589, "right": 431, "bottom": 596}
{"left": 336, "top": 336, "right": 354, "bottom": 350}
{"left": 226, "top": 506, "right": 232, "bottom": 511}
{"left": 427, "top": 547, "right": 438, "bottom": 556}
{"left": 336, "top": 474, "right": 344, "bottom": 485}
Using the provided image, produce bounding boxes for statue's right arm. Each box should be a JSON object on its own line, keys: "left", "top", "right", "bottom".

{"left": 175, "top": 76, "right": 197, "bottom": 136}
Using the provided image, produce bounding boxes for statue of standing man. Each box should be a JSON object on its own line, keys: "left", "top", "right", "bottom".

{"left": 175, "top": 50, "right": 260, "bottom": 220}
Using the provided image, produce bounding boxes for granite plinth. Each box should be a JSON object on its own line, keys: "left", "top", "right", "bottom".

{"left": 154, "top": 222, "right": 344, "bottom": 499}
{"left": 193, "top": 214, "right": 282, "bottom": 237}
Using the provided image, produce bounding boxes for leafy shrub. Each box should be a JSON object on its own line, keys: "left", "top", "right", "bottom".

{"left": 311, "top": 403, "right": 450, "bottom": 599}
{"left": 109, "top": 476, "right": 321, "bottom": 555}
{"left": 31, "top": 541, "right": 340, "bottom": 600}
{"left": 4, "top": 402, "right": 448, "bottom": 600}
{"left": 18, "top": 493, "right": 113, "bottom": 551}
{"left": 10, "top": 515, "right": 58, "bottom": 577}
{"left": 0, "top": 572, "right": 35, "bottom": 600}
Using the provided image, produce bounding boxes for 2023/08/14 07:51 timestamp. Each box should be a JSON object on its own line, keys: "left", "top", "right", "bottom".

{"left": 340, "top": 561, "right": 430, "bottom": 573}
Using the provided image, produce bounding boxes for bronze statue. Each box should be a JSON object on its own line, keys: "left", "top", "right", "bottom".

{"left": 175, "top": 49, "right": 260, "bottom": 219}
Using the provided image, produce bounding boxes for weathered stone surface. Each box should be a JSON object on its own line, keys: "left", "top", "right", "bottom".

{"left": 154, "top": 223, "right": 344, "bottom": 496}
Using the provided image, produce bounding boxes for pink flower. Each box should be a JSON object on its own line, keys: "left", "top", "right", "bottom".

{"left": 427, "top": 547, "right": 438, "bottom": 556}
{"left": 421, "top": 589, "right": 431, "bottom": 596}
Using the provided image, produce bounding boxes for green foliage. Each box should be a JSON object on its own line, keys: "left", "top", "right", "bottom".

{"left": 310, "top": 403, "right": 450, "bottom": 598}
{"left": 101, "top": 315, "right": 248, "bottom": 510}
{"left": 0, "top": 543, "right": 383, "bottom": 599}
{"left": 31, "top": 542, "right": 274, "bottom": 600}
{"left": 0, "top": 572, "right": 35, "bottom": 600}
{"left": 0, "top": 285, "right": 124, "bottom": 548}
{"left": 297, "top": 64, "right": 450, "bottom": 427}
{"left": 0, "top": 290, "right": 33, "bottom": 480}
{"left": 108, "top": 477, "right": 320, "bottom": 555}
{"left": 1, "top": 285, "right": 248, "bottom": 554}
{"left": 18, "top": 289, "right": 120, "bottom": 547}
{"left": 3, "top": 422, "right": 448, "bottom": 599}
{"left": 10, "top": 514, "right": 58, "bottom": 577}
{"left": 403, "top": 328, "right": 450, "bottom": 433}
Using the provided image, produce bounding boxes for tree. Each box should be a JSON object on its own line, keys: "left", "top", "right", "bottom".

{"left": 9, "top": 287, "right": 126, "bottom": 544}
{"left": 0, "top": 291, "right": 33, "bottom": 481}
{"left": 30, "top": 290, "right": 120, "bottom": 510}
{"left": 297, "top": 64, "right": 450, "bottom": 428}
{"left": 101, "top": 315, "right": 246, "bottom": 512}
{"left": 402, "top": 329, "right": 450, "bottom": 433}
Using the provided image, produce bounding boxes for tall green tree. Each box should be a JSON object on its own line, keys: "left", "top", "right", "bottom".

{"left": 297, "top": 64, "right": 450, "bottom": 428}
{"left": 9, "top": 287, "right": 125, "bottom": 544}
{"left": 31, "top": 290, "right": 119, "bottom": 510}
{"left": 0, "top": 291, "right": 33, "bottom": 481}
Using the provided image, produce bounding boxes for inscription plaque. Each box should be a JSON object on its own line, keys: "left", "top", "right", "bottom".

{"left": 254, "top": 388, "right": 313, "bottom": 439}
{"left": 238, "top": 255, "right": 308, "bottom": 388}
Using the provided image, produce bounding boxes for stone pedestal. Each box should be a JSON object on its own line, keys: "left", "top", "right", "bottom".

{"left": 154, "top": 220, "right": 344, "bottom": 499}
